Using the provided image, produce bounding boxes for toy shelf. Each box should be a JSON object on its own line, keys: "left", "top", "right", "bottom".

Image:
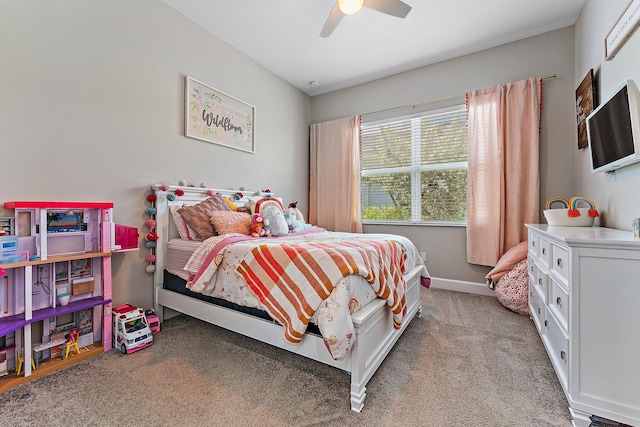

{"left": 0, "top": 251, "right": 111, "bottom": 269}
{"left": 0, "top": 200, "right": 121, "bottom": 385}
{"left": 0, "top": 296, "right": 112, "bottom": 337}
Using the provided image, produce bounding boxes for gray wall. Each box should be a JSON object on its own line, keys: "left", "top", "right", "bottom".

{"left": 0, "top": 0, "right": 311, "bottom": 309}
{"left": 5, "top": 0, "right": 632, "bottom": 304}
{"left": 574, "top": 0, "right": 640, "bottom": 229}
{"left": 310, "top": 28, "right": 577, "bottom": 284}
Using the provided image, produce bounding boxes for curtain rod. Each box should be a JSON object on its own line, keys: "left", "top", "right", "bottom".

{"left": 361, "top": 73, "right": 557, "bottom": 117}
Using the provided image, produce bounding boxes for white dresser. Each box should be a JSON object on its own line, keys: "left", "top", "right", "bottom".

{"left": 526, "top": 225, "right": 640, "bottom": 427}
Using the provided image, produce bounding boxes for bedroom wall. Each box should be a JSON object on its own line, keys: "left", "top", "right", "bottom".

{"left": 0, "top": 0, "right": 311, "bottom": 309}
{"left": 574, "top": 0, "right": 640, "bottom": 230}
{"left": 310, "top": 28, "right": 577, "bottom": 287}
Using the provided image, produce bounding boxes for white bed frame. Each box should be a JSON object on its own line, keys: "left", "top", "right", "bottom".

{"left": 151, "top": 184, "right": 423, "bottom": 412}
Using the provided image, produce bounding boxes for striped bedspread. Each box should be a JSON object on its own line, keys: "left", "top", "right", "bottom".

{"left": 236, "top": 239, "right": 407, "bottom": 345}
{"left": 184, "top": 230, "right": 428, "bottom": 359}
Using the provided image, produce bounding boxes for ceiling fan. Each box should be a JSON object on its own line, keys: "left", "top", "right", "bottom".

{"left": 320, "top": 0, "right": 412, "bottom": 38}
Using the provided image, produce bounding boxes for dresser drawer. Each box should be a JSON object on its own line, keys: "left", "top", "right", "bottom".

{"left": 548, "top": 277, "right": 569, "bottom": 332}
{"left": 527, "top": 253, "right": 537, "bottom": 284}
{"left": 543, "top": 307, "right": 569, "bottom": 390}
{"left": 551, "top": 245, "right": 569, "bottom": 284}
{"left": 528, "top": 234, "right": 539, "bottom": 256}
{"left": 538, "top": 237, "right": 552, "bottom": 267}
{"left": 529, "top": 283, "right": 545, "bottom": 334}
{"left": 533, "top": 264, "right": 548, "bottom": 302}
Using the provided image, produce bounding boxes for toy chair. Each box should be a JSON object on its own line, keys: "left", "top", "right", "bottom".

{"left": 63, "top": 329, "right": 80, "bottom": 359}
{"left": 16, "top": 349, "right": 35, "bottom": 376}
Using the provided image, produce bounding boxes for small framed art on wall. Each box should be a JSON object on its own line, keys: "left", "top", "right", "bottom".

{"left": 575, "top": 69, "right": 596, "bottom": 150}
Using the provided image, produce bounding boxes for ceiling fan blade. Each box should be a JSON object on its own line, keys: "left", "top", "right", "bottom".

{"left": 320, "top": 2, "right": 344, "bottom": 38}
{"left": 363, "top": 0, "right": 412, "bottom": 18}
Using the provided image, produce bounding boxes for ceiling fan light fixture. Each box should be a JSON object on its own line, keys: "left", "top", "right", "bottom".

{"left": 338, "top": 0, "right": 364, "bottom": 15}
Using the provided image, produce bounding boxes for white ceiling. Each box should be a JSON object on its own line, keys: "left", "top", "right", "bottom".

{"left": 161, "top": 0, "right": 586, "bottom": 96}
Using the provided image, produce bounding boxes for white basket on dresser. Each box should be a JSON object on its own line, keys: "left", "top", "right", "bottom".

{"left": 526, "top": 224, "right": 640, "bottom": 427}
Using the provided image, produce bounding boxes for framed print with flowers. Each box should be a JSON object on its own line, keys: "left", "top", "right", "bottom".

{"left": 185, "top": 76, "right": 255, "bottom": 153}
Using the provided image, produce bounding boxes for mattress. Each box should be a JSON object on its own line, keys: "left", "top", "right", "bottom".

{"left": 165, "top": 238, "right": 201, "bottom": 280}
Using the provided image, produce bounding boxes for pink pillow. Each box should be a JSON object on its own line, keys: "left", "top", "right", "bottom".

{"left": 209, "top": 211, "right": 251, "bottom": 236}
{"left": 486, "top": 241, "right": 528, "bottom": 284}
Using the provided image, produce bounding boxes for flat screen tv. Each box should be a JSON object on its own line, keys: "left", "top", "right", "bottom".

{"left": 587, "top": 80, "right": 640, "bottom": 173}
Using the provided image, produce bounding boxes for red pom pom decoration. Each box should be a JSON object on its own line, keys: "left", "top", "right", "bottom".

{"left": 147, "top": 194, "right": 157, "bottom": 202}
{"left": 175, "top": 189, "right": 184, "bottom": 196}
{"left": 145, "top": 254, "right": 157, "bottom": 263}
{"left": 145, "top": 232, "right": 159, "bottom": 241}
{"left": 144, "top": 219, "right": 156, "bottom": 229}
{"left": 160, "top": 183, "right": 170, "bottom": 191}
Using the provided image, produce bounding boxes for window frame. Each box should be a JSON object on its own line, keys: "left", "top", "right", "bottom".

{"left": 360, "top": 103, "right": 468, "bottom": 227}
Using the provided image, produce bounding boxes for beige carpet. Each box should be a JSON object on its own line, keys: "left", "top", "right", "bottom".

{"left": 0, "top": 288, "right": 571, "bottom": 426}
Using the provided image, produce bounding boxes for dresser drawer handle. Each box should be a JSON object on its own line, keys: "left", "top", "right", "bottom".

{"left": 532, "top": 241, "right": 536, "bottom": 247}
{"left": 530, "top": 291, "right": 533, "bottom": 297}
{"left": 538, "top": 307, "right": 541, "bottom": 315}
{"left": 542, "top": 248, "right": 546, "bottom": 255}
{"left": 556, "top": 297, "right": 562, "bottom": 306}
{"left": 556, "top": 258, "right": 563, "bottom": 268}
{"left": 560, "top": 350, "right": 566, "bottom": 360}
{"left": 544, "top": 320, "right": 548, "bottom": 327}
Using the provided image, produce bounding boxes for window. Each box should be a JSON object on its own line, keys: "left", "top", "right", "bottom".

{"left": 361, "top": 104, "right": 468, "bottom": 224}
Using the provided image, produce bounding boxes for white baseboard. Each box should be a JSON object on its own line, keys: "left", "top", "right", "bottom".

{"left": 429, "top": 277, "right": 496, "bottom": 297}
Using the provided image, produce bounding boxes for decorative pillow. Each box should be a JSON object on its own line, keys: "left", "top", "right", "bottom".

{"left": 485, "top": 241, "right": 528, "bottom": 285}
{"left": 209, "top": 211, "right": 251, "bottom": 236}
{"left": 178, "top": 194, "right": 231, "bottom": 240}
{"left": 261, "top": 205, "right": 289, "bottom": 236}
{"left": 169, "top": 205, "right": 197, "bottom": 240}
{"left": 246, "top": 196, "right": 284, "bottom": 215}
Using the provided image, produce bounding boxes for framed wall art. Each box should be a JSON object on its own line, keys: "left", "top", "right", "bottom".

{"left": 575, "top": 69, "right": 596, "bottom": 150}
{"left": 606, "top": 0, "right": 640, "bottom": 60}
{"left": 185, "top": 76, "right": 255, "bottom": 153}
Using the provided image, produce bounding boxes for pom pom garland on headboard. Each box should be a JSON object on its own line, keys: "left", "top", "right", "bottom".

{"left": 143, "top": 182, "right": 185, "bottom": 274}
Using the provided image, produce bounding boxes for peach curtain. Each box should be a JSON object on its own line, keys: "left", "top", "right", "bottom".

{"left": 466, "top": 77, "right": 542, "bottom": 266}
{"left": 309, "top": 116, "right": 363, "bottom": 233}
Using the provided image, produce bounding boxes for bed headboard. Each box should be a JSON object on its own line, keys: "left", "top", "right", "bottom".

{"left": 150, "top": 184, "right": 268, "bottom": 286}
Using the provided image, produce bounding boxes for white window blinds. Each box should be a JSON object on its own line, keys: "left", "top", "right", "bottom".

{"left": 361, "top": 104, "right": 468, "bottom": 223}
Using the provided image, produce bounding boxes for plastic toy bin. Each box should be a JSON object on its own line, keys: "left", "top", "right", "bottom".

{"left": 114, "top": 224, "right": 138, "bottom": 250}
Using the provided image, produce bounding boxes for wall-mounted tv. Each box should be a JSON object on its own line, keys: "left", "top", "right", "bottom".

{"left": 587, "top": 80, "right": 640, "bottom": 173}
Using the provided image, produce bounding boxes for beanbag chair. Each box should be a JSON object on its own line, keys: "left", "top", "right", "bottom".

{"left": 494, "top": 258, "right": 529, "bottom": 315}
{"left": 486, "top": 241, "right": 529, "bottom": 315}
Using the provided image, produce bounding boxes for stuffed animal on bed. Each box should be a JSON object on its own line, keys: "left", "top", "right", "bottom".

{"left": 261, "top": 205, "right": 289, "bottom": 236}
{"left": 284, "top": 208, "right": 312, "bottom": 233}
{"left": 288, "top": 201, "right": 305, "bottom": 222}
{"left": 250, "top": 213, "right": 270, "bottom": 237}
